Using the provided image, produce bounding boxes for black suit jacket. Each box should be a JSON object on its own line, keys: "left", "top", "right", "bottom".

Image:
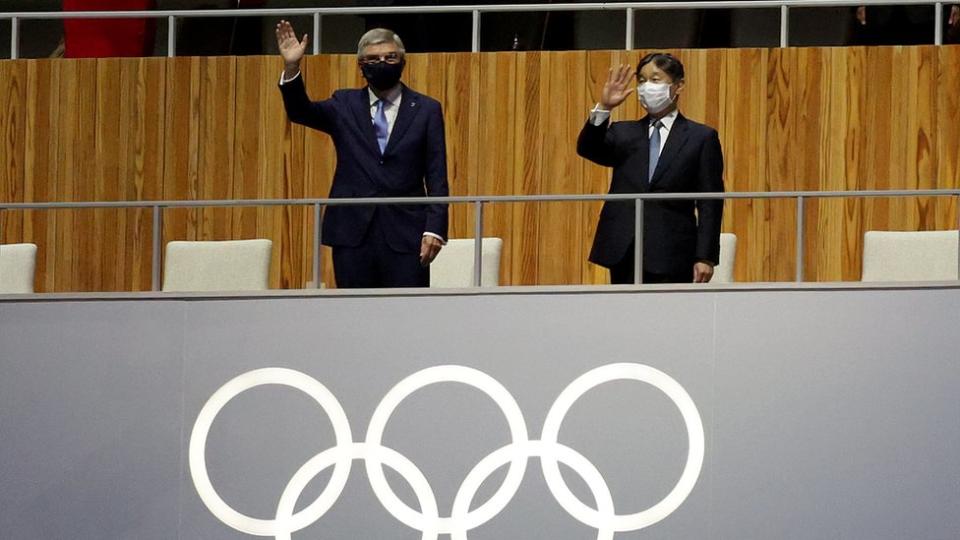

{"left": 279, "top": 75, "right": 449, "bottom": 253}
{"left": 577, "top": 113, "right": 724, "bottom": 275}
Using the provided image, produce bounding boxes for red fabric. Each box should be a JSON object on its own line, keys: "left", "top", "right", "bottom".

{"left": 63, "top": 0, "right": 155, "bottom": 58}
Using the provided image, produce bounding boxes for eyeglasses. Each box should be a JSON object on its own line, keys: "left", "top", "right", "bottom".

{"left": 359, "top": 53, "right": 403, "bottom": 65}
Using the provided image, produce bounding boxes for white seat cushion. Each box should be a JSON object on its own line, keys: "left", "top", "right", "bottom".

{"left": 862, "top": 230, "right": 959, "bottom": 282}
{"left": 430, "top": 238, "right": 503, "bottom": 288}
{"left": 162, "top": 239, "right": 272, "bottom": 292}
{"left": 0, "top": 243, "right": 38, "bottom": 294}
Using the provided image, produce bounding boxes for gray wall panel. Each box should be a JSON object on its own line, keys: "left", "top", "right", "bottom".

{"left": 1, "top": 288, "right": 957, "bottom": 539}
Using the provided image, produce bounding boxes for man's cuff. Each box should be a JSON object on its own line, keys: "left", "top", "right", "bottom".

{"left": 588, "top": 104, "right": 611, "bottom": 126}
{"left": 423, "top": 232, "right": 446, "bottom": 244}
{"left": 279, "top": 70, "right": 301, "bottom": 85}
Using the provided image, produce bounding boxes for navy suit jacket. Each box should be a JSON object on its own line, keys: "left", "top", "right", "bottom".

{"left": 577, "top": 113, "right": 724, "bottom": 275}
{"left": 279, "top": 75, "right": 449, "bottom": 253}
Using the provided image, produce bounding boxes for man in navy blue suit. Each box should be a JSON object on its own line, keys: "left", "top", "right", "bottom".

{"left": 276, "top": 21, "right": 449, "bottom": 288}
{"left": 578, "top": 53, "right": 724, "bottom": 285}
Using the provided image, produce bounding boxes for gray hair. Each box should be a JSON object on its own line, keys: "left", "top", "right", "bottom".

{"left": 357, "top": 28, "right": 406, "bottom": 58}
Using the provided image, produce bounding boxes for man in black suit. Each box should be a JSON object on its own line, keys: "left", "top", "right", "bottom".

{"left": 276, "top": 21, "right": 449, "bottom": 288}
{"left": 577, "top": 53, "right": 724, "bottom": 284}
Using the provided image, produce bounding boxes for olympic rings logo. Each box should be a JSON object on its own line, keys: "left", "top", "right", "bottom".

{"left": 189, "top": 363, "right": 705, "bottom": 539}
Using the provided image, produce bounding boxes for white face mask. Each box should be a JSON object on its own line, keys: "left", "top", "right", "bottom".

{"left": 638, "top": 82, "right": 675, "bottom": 114}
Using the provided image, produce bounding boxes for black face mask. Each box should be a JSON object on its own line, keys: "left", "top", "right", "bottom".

{"left": 361, "top": 60, "right": 405, "bottom": 91}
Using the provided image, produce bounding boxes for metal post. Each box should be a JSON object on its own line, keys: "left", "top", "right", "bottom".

{"left": 167, "top": 16, "right": 176, "bottom": 57}
{"left": 795, "top": 195, "right": 805, "bottom": 283}
{"left": 151, "top": 205, "right": 163, "bottom": 291}
{"left": 471, "top": 10, "right": 481, "bottom": 53}
{"left": 625, "top": 8, "right": 634, "bottom": 51}
{"left": 934, "top": 2, "right": 943, "bottom": 46}
{"left": 473, "top": 200, "right": 484, "bottom": 287}
{"left": 10, "top": 17, "right": 19, "bottom": 60}
{"left": 313, "top": 12, "right": 321, "bottom": 55}
{"left": 312, "top": 203, "right": 323, "bottom": 289}
{"left": 634, "top": 198, "right": 644, "bottom": 284}
{"left": 780, "top": 5, "right": 789, "bottom": 48}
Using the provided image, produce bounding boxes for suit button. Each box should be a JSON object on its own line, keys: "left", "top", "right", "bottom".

{"left": 379, "top": 160, "right": 384, "bottom": 165}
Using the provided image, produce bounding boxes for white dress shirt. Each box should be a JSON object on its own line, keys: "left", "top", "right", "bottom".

{"left": 588, "top": 105, "right": 678, "bottom": 158}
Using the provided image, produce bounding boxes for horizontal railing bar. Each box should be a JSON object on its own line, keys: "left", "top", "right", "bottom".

{"left": 2, "top": 189, "right": 959, "bottom": 211}
{"left": 0, "top": 1, "right": 944, "bottom": 20}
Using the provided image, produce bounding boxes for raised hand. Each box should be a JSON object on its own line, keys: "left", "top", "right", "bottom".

{"left": 600, "top": 64, "right": 635, "bottom": 111}
{"left": 275, "top": 19, "right": 309, "bottom": 68}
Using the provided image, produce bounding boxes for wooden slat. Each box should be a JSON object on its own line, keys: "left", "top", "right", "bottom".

{"left": 537, "top": 51, "right": 585, "bottom": 285}
{"left": 478, "top": 52, "right": 517, "bottom": 284}
{"left": 510, "top": 52, "right": 544, "bottom": 285}
{"left": 23, "top": 60, "right": 60, "bottom": 292}
{"left": 0, "top": 60, "right": 26, "bottom": 245}
{"left": 118, "top": 57, "right": 166, "bottom": 291}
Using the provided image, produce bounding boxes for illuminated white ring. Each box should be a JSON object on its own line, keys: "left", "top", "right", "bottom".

{"left": 274, "top": 442, "right": 440, "bottom": 540}
{"left": 364, "top": 365, "right": 529, "bottom": 534}
{"left": 450, "top": 440, "right": 616, "bottom": 540}
{"left": 188, "top": 368, "right": 353, "bottom": 536}
{"left": 540, "top": 363, "right": 705, "bottom": 532}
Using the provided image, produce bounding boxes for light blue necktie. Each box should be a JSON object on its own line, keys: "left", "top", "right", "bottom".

{"left": 373, "top": 99, "right": 389, "bottom": 154}
{"left": 648, "top": 120, "right": 663, "bottom": 183}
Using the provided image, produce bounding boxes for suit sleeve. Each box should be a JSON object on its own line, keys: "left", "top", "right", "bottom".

{"left": 695, "top": 130, "right": 725, "bottom": 265}
{"left": 277, "top": 73, "right": 337, "bottom": 134}
{"left": 576, "top": 119, "right": 618, "bottom": 167}
{"left": 424, "top": 102, "right": 450, "bottom": 241}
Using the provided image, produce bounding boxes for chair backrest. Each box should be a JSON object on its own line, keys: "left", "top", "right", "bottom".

{"left": 430, "top": 238, "right": 503, "bottom": 288}
{"left": 0, "top": 243, "right": 38, "bottom": 294}
{"left": 861, "top": 230, "right": 959, "bottom": 282}
{"left": 712, "top": 233, "right": 738, "bottom": 284}
{"left": 162, "top": 239, "right": 272, "bottom": 292}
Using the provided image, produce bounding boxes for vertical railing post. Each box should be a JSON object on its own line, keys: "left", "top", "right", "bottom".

{"left": 10, "top": 17, "right": 19, "bottom": 60}
{"left": 312, "top": 203, "right": 323, "bottom": 289}
{"left": 313, "top": 12, "right": 321, "bottom": 55}
{"left": 634, "top": 198, "right": 644, "bottom": 284}
{"left": 473, "top": 200, "right": 484, "bottom": 287}
{"left": 471, "top": 10, "right": 481, "bottom": 53}
{"left": 151, "top": 205, "right": 163, "bottom": 291}
{"left": 780, "top": 5, "right": 790, "bottom": 48}
{"left": 625, "top": 8, "right": 634, "bottom": 51}
{"left": 795, "top": 195, "right": 805, "bottom": 283}
{"left": 167, "top": 16, "right": 176, "bottom": 57}
{"left": 935, "top": 3, "right": 944, "bottom": 45}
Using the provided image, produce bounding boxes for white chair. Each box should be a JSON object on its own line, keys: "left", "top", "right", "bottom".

{"left": 861, "top": 230, "right": 959, "bottom": 282}
{"left": 430, "top": 238, "right": 503, "bottom": 288}
{"left": 162, "top": 239, "right": 272, "bottom": 292}
{"left": 0, "top": 243, "right": 38, "bottom": 294}
{"left": 711, "top": 233, "right": 738, "bottom": 283}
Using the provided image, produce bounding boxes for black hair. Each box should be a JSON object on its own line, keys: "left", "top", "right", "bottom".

{"left": 637, "top": 53, "right": 685, "bottom": 82}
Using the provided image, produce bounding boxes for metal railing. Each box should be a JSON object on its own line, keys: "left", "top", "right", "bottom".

{"left": 0, "top": 0, "right": 952, "bottom": 59}
{"left": 2, "top": 189, "right": 959, "bottom": 289}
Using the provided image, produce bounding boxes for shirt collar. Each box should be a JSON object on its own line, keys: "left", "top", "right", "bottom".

{"left": 650, "top": 109, "right": 679, "bottom": 132}
{"left": 368, "top": 85, "right": 402, "bottom": 107}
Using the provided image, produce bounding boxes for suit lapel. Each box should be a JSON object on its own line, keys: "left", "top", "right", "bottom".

{"left": 383, "top": 85, "right": 421, "bottom": 156}
{"left": 649, "top": 113, "right": 690, "bottom": 186}
{"left": 349, "top": 87, "right": 382, "bottom": 156}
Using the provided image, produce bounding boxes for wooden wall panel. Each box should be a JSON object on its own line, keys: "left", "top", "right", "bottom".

{"left": 477, "top": 52, "right": 517, "bottom": 284}
{"left": 2, "top": 46, "right": 958, "bottom": 291}
{"left": 118, "top": 57, "right": 166, "bottom": 291}
{"left": 0, "top": 60, "right": 26, "bottom": 247}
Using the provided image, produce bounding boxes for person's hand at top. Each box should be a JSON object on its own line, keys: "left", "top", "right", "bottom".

{"left": 599, "top": 64, "right": 635, "bottom": 111}
{"left": 276, "top": 20, "right": 308, "bottom": 71}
